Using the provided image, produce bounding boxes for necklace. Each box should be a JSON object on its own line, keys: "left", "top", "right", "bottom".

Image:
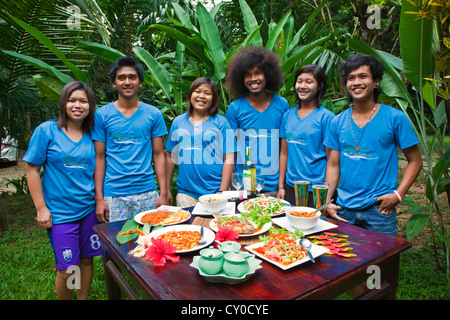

{"left": 349, "top": 103, "right": 378, "bottom": 153}
{"left": 189, "top": 114, "right": 209, "bottom": 131}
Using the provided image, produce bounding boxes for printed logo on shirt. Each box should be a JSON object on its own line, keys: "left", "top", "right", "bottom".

{"left": 342, "top": 145, "right": 378, "bottom": 160}
{"left": 112, "top": 132, "right": 143, "bottom": 144}
{"left": 62, "top": 249, "right": 73, "bottom": 262}
{"left": 286, "top": 132, "right": 307, "bottom": 146}
{"left": 245, "top": 128, "right": 274, "bottom": 138}
{"left": 63, "top": 156, "right": 93, "bottom": 169}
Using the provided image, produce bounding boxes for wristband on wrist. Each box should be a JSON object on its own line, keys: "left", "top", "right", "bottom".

{"left": 278, "top": 186, "right": 284, "bottom": 189}
{"left": 393, "top": 190, "right": 402, "bottom": 202}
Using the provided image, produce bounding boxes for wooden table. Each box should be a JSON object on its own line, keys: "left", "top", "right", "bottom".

{"left": 93, "top": 211, "right": 411, "bottom": 300}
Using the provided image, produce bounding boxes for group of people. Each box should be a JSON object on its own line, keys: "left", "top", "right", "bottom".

{"left": 23, "top": 46, "right": 422, "bottom": 299}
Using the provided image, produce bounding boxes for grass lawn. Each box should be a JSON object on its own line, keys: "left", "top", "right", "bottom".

{"left": 0, "top": 190, "right": 448, "bottom": 300}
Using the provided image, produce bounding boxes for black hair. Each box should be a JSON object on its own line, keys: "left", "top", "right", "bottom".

{"left": 340, "top": 54, "right": 384, "bottom": 102}
{"left": 187, "top": 77, "right": 220, "bottom": 117}
{"left": 109, "top": 56, "right": 145, "bottom": 84}
{"left": 294, "top": 64, "right": 328, "bottom": 108}
{"left": 225, "top": 46, "right": 283, "bottom": 99}
{"left": 57, "top": 81, "right": 96, "bottom": 132}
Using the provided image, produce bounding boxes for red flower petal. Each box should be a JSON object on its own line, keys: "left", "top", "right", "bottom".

{"left": 144, "top": 237, "right": 179, "bottom": 266}
{"left": 215, "top": 226, "right": 239, "bottom": 243}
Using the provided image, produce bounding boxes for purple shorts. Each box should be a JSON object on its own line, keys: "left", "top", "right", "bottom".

{"left": 47, "top": 210, "right": 103, "bottom": 270}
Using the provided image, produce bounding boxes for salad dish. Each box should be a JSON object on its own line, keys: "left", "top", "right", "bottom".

{"left": 238, "top": 196, "right": 289, "bottom": 217}
{"left": 245, "top": 228, "right": 329, "bottom": 270}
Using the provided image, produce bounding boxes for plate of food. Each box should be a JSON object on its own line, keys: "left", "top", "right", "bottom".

{"left": 209, "top": 214, "right": 271, "bottom": 237}
{"left": 245, "top": 228, "right": 329, "bottom": 270}
{"left": 238, "top": 196, "right": 290, "bottom": 217}
{"left": 137, "top": 224, "right": 215, "bottom": 253}
{"left": 134, "top": 209, "right": 191, "bottom": 226}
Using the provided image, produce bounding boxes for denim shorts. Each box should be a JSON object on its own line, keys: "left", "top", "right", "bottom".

{"left": 104, "top": 190, "right": 158, "bottom": 222}
{"left": 47, "top": 210, "right": 102, "bottom": 270}
{"left": 337, "top": 203, "right": 398, "bottom": 238}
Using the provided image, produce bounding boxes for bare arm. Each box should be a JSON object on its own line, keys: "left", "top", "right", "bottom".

{"left": 152, "top": 136, "right": 168, "bottom": 207}
{"left": 277, "top": 138, "right": 288, "bottom": 200}
{"left": 377, "top": 144, "right": 423, "bottom": 214}
{"left": 94, "top": 141, "right": 109, "bottom": 223}
{"left": 220, "top": 153, "right": 235, "bottom": 191}
{"left": 325, "top": 148, "right": 347, "bottom": 222}
{"left": 26, "top": 163, "right": 52, "bottom": 228}
{"left": 165, "top": 151, "right": 176, "bottom": 206}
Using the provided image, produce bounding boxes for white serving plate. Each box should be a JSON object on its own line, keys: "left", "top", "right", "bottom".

{"left": 245, "top": 241, "right": 329, "bottom": 270}
{"left": 134, "top": 209, "right": 190, "bottom": 226}
{"left": 192, "top": 201, "right": 236, "bottom": 216}
{"left": 272, "top": 216, "right": 337, "bottom": 236}
{"left": 146, "top": 224, "right": 215, "bottom": 253}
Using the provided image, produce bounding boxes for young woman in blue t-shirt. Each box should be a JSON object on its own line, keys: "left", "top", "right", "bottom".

{"left": 165, "top": 77, "right": 236, "bottom": 207}
{"left": 277, "top": 64, "right": 334, "bottom": 207}
{"left": 25, "top": 81, "right": 100, "bottom": 299}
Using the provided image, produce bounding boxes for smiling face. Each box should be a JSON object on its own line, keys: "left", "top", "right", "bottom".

{"left": 66, "top": 89, "right": 90, "bottom": 124}
{"left": 244, "top": 66, "right": 266, "bottom": 95}
{"left": 345, "top": 65, "right": 380, "bottom": 103}
{"left": 190, "top": 83, "right": 213, "bottom": 115}
{"left": 295, "top": 72, "right": 320, "bottom": 105}
{"left": 113, "top": 66, "right": 142, "bottom": 99}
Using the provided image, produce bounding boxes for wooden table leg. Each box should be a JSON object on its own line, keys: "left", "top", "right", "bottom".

{"left": 102, "top": 250, "right": 122, "bottom": 300}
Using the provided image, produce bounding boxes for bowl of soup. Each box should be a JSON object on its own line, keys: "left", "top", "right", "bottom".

{"left": 199, "top": 194, "right": 228, "bottom": 213}
{"left": 285, "top": 206, "right": 320, "bottom": 230}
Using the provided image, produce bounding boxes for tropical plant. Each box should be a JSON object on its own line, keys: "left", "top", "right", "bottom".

{"left": 0, "top": 0, "right": 112, "bottom": 148}
{"left": 1, "top": 174, "right": 29, "bottom": 195}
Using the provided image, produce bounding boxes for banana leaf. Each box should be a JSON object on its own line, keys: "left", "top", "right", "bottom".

{"left": 2, "top": 50, "right": 73, "bottom": 84}
{"left": 132, "top": 46, "right": 173, "bottom": 99}
{"left": 33, "top": 76, "right": 64, "bottom": 103}
{"left": 238, "top": 0, "right": 263, "bottom": 47}
{"left": 265, "top": 10, "right": 291, "bottom": 52}
{"left": 196, "top": 3, "right": 226, "bottom": 80}
{"left": 77, "top": 40, "right": 125, "bottom": 62}
{"left": 8, "top": 14, "right": 88, "bottom": 83}
{"left": 147, "top": 24, "right": 214, "bottom": 74}
{"left": 399, "top": 1, "right": 434, "bottom": 91}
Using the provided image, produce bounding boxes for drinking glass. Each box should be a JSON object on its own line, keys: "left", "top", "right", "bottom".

{"left": 294, "top": 180, "right": 310, "bottom": 206}
{"left": 252, "top": 174, "right": 265, "bottom": 196}
{"left": 232, "top": 172, "right": 243, "bottom": 191}
{"left": 312, "top": 182, "right": 329, "bottom": 214}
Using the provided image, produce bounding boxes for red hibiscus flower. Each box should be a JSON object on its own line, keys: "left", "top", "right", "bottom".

{"left": 144, "top": 237, "right": 180, "bottom": 266}
{"left": 215, "top": 226, "right": 239, "bottom": 244}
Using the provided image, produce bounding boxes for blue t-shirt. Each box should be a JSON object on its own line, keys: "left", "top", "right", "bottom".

{"left": 91, "top": 101, "right": 168, "bottom": 197}
{"left": 23, "top": 120, "right": 96, "bottom": 224}
{"left": 225, "top": 94, "right": 290, "bottom": 191}
{"left": 165, "top": 113, "right": 237, "bottom": 199}
{"left": 324, "top": 103, "right": 419, "bottom": 209}
{"left": 280, "top": 105, "right": 334, "bottom": 189}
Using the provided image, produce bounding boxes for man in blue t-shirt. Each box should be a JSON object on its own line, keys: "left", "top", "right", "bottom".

{"left": 324, "top": 54, "right": 422, "bottom": 237}
{"left": 92, "top": 56, "right": 168, "bottom": 222}
{"left": 225, "top": 46, "right": 290, "bottom": 194}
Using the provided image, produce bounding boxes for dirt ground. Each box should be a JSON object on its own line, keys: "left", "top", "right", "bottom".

{"left": 0, "top": 151, "right": 27, "bottom": 193}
